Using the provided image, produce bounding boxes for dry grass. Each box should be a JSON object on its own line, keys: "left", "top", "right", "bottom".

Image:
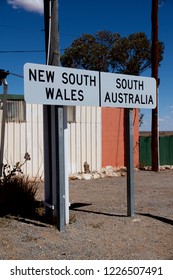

{"left": 0, "top": 176, "right": 40, "bottom": 218}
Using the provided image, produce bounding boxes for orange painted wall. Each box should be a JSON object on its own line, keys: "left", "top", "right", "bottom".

{"left": 102, "top": 108, "right": 139, "bottom": 167}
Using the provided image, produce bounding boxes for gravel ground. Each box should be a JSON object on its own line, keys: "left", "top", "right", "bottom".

{"left": 0, "top": 170, "right": 173, "bottom": 260}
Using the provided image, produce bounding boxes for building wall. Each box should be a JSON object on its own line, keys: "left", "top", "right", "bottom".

{"left": 68, "top": 106, "right": 102, "bottom": 174}
{"left": 139, "top": 131, "right": 173, "bottom": 166}
{"left": 4, "top": 104, "right": 44, "bottom": 178}
{"left": 2, "top": 103, "right": 139, "bottom": 178}
{"left": 3, "top": 104, "right": 102, "bottom": 177}
{"left": 102, "top": 108, "right": 139, "bottom": 168}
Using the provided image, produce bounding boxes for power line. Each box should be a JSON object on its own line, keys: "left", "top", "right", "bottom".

{"left": 0, "top": 49, "right": 65, "bottom": 54}
{"left": 9, "top": 72, "right": 23, "bottom": 78}
{"left": 0, "top": 50, "right": 45, "bottom": 53}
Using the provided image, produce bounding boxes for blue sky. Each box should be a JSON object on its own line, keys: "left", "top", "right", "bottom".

{"left": 0, "top": 0, "right": 172, "bottom": 131}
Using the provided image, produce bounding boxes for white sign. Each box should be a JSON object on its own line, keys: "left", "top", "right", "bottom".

{"left": 100, "top": 72, "right": 156, "bottom": 109}
{"left": 24, "top": 63, "right": 156, "bottom": 109}
{"left": 24, "top": 63, "right": 100, "bottom": 106}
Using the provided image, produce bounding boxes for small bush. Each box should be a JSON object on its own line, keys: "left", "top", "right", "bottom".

{"left": 0, "top": 153, "right": 40, "bottom": 218}
{"left": 0, "top": 175, "right": 39, "bottom": 218}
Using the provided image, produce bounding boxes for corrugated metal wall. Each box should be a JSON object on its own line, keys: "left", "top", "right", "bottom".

{"left": 4, "top": 104, "right": 44, "bottom": 178}
{"left": 139, "top": 136, "right": 151, "bottom": 166}
{"left": 3, "top": 104, "right": 101, "bottom": 177}
{"left": 139, "top": 135, "right": 173, "bottom": 166}
{"left": 159, "top": 136, "right": 173, "bottom": 165}
{"left": 68, "top": 106, "right": 102, "bottom": 174}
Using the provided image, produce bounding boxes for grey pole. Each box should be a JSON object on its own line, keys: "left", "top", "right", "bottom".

{"left": 126, "top": 108, "right": 135, "bottom": 216}
{"left": 0, "top": 78, "right": 8, "bottom": 177}
{"left": 43, "top": 0, "right": 66, "bottom": 231}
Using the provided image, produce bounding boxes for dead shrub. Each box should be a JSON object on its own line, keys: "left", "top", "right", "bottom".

{"left": 0, "top": 153, "right": 41, "bottom": 218}
{"left": 0, "top": 175, "right": 39, "bottom": 218}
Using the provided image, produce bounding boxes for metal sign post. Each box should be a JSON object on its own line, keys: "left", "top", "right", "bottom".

{"left": 0, "top": 74, "right": 8, "bottom": 177}
{"left": 126, "top": 108, "right": 135, "bottom": 216}
{"left": 43, "top": 0, "right": 66, "bottom": 231}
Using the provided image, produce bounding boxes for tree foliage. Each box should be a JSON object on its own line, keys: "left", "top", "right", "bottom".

{"left": 61, "top": 30, "right": 164, "bottom": 75}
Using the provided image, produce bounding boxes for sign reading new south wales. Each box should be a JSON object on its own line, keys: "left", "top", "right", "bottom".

{"left": 24, "top": 63, "right": 156, "bottom": 109}
{"left": 24, "top": 63, "right": 100, "bottom": 106}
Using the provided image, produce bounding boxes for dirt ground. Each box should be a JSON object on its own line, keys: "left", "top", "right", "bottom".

{"left": 0, "top": 170, "right": 173, "bottom": 260}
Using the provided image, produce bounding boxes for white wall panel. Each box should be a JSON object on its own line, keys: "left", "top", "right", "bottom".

{"left": 68, "top": 106, "right": 102, "bottom": 174}
{"left": 2, "top": 104, "right": 101, "bottom": 177}
{"left": 3, "top": 104, "right": 44, "bottom": 178}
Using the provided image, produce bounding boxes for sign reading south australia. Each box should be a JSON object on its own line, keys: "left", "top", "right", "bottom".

{"left": 100, "top": 72, "right": 156, "bottom": 109}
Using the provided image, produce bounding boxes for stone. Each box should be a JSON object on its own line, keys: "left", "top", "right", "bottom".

{"left": 82, "top": 174, "right": 92, "bottom": 180}
{"left": 92, "top": 173, "right": 101, "bottom": 179}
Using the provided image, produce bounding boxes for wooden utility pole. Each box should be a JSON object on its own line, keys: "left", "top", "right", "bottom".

{"left": 43, "top": 0, "right": 66, "bottom": 231}
{"left": 151, "top": 0, "right": 159, "bottom": 171}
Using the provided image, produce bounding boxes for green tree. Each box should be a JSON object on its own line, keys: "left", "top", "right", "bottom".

{"left": 61, "top": 30, "right": 164, "bottom": 75}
